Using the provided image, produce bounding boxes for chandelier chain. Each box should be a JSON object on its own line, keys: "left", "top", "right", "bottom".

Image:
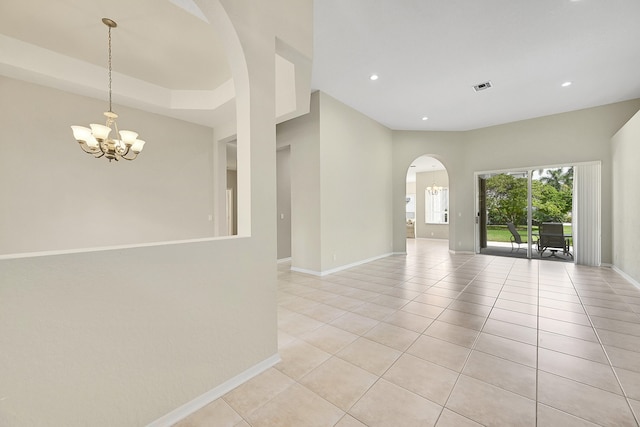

{"left": 108, "top": 24, "right": 112, "bottom": 113}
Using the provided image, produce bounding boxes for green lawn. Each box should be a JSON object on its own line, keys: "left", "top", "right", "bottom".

{"left": 486, "top": 225, "right": 572, "bottom": 243}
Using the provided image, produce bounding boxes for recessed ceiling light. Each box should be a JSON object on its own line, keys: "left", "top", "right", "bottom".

{"left": 422, "top": 116, "right": 429, "bottom": 121}
{"left": 561, "top": 81, "right": 572, "bottom": 87}
{"left": 369, "top": 74, "right": 379, "bottom": 81}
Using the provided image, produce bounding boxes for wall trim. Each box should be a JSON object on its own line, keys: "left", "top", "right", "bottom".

{"left": 291, "top": 252, "right": 393, "bottom": 276}
{"left": 612, "top": 265, "right": 640, "bottom": 290}
{"left": 277, "top": 257, "right": 292, "bottom": 264}
{"left": 147, "top": 353, "right": 281, "bottom": 427}
{"left": 0, "top": 235, "right": 245, "bottom": 261}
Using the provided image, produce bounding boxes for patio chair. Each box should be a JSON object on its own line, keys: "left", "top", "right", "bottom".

{"left": 507, "top": 222, "right": 524, "bottom": 252}
{"left": 537, "top": 222, "right": 571, "bottom": 258}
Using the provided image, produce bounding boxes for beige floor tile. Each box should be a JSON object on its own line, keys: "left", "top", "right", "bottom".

{"left": 435, "top": 409, "right": 483, "bottom": 427}
{"left": 384, "top": 310, "right": 434, "bottom": 333}
{"left": 446, "top": 375, "right": 536, "bottom": 427}
{"left": 438, "top": 309, "right": 487, "bottom": 331}
{"left": 324, "top": 295, "right": 366, "bottom": 311}
{"left": 614, "top": 367, "right": 640, "bottom": 400}
{"left": 493, "top": 298, "right": 538, "bottom": 315}
{"left": 173, "top": 399, "right": 242, "bottom": 427}
{"left": 246, "top": 383, "right": 344, "bottom": 427}
{"left": 498, "top": 291, "right": 539, "bottom": 305}
{"left": 474, "top": 332, "right": 537, "bottom": 367}
{"left": 233, "top": 420, "right": 249, "bottom": 427}
{"left": 537, "top": 404, "right": 600, "bottom": 427}
{"left": 448, "top": 300, "right": 493, "bottom": 316}
{"left": 591, "top": 316, "right": 640, "bottom": 337}
{"left": 462, "top": 350, "right": 536, "bottom": 399}
{"left": 540, "top": 290, "right": 582, "bottom": 303}
{"left": 455, "top": 292, "right": 497, "bottom": 306}
{"left": 424, "top": 320, "right": 480, "bottom": 348}
{"left": 538, "top": 371, "right": 637, "bottom": 427}
{"left": 363, "top": 322, "right": 419, "bottom": 351}
{"left": 335, "top": 414, "right": 368, "bottom": 427}
{"left": 402, "top": 301, "right": 446, "bottom": 318}
{"left": 413, "top": 293, "right": 454, "bottom": 307}
{"left": 337, "top": 337, "right": 402, "bottom": 376}
{"left": 539, "top": 297, "right": 585, "bottom": 314}
{"left": 350, "top": 379, "right": 442, "bottom": 427}
{"left": 275, "top": 339, "right": 331, "bottom": 380}
{"left": 538, "top": 317, "right": 599, "bottom": 342}
{"left": 298, "top": 302, "right": 347, "bottom": 323}
{"left": 299, "top": 356, "right": 377, "bottom": 411}
{"left": 369, "top": 294, "right": 410, "bottom": 309}
{"left": 581, "top": 297, "right": 630, "bottom": 310}
{"left": 482, "top": 318, "right": 538, "bottom": 345}
{"left": 384, "top": 287, "right": 421, "bottom": 299}
{"left": 629, "top": 399, "right": 640, "bottom": 422}
{"left": 300, "top": 324, "right": 358, "bottom": 354}
{"left": 277, "top": 312, "right": 324, "bottom": 337}
{"left": 489, "top": 307, "right": 538, "bottom": 328}
{"left": 598, "top": 329, "right": 640, "bottom": 352}
{"left": 538, "top": 347, "right": 622, "bottom": 394}
{"left": 538, "top": 330, "right": 608, "bottom": 363}
{"left": 351, "top": 302, "right": 397, "bottom": 321}
{"left": 330, "top": 312, "right": 379, "bottom": 335}
{"left": 383, "top": 353, "right": 458, "bottom": 405}
{"left": 584, "top": 304, "right": 640, "bottom": 322}
{"left": 407, "top": 335, "right": 471, "bottom": 372}
{"left": 605, "top": 345, "right": 640, "bottom": 373}
{"left": 223, "top": 368, "right": 294, "bottom": 418}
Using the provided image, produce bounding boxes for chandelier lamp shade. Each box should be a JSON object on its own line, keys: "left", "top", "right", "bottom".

{"left": 71, "top": 18, "right": 146, "bottom": 162}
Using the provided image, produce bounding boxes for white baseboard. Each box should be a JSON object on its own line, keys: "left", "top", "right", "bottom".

{"left": 147, "top": 353, "right": 281, "bottom": 427}
{"left": 612, "top": 265, "right": 640, "bottom": 290}
{"left": 449, "top": 250, "right": 475, "bottom": 255}
{"left": 290, "top": 253, "right": 393, "bottom": 276}
{"left": 277, "top": 257, "right": 292, "bottom": 264}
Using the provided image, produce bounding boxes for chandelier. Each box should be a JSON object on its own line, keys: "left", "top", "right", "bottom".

{"left": 71, "top": 18, "right": 146, "bottom": 162}
{"left": 427, "top": 182, "right": 442, "bottom": 195}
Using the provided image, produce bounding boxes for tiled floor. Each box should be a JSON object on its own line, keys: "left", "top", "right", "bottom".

{"left": 175, "top": 239, "right": 640, "bottom": 426}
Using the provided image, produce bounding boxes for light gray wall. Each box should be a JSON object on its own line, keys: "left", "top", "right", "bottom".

{"left": 276, "top": 91, "right": 321, "bottom": 272}
{"left": 0, "top": 0, "right": 313, "bottom": 425}
{"left": 276, "top": 91, "right": 393, "bottom": 274}
{"left": 319, "top": 92, "right": 394, "bottom": 270}
{"left": 392, "top": 99, "right": 640, "bottom": 262}
{"left": 0, "top": 76, "right": 214, "bottom": 255}
{"left": 612, "top": 110, "right": 640, "bottom": 284}
{"left": 416, "top": 170, "right": 449, "bottom": 239}
{"left": 276, "top": 147, "right": 292, "bottom": 259}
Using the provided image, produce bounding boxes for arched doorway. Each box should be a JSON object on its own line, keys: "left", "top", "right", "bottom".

{"left": 406, "top": 156, "right": 450, "bottom": 242}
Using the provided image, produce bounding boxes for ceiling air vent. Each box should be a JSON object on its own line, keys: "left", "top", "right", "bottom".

{"left": 473, "top": 81, "right": 492, "bottom": 92}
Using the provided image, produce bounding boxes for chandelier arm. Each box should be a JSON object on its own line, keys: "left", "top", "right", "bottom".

{"left": 120, "top": 151, "right": 139, "bottom": 161}
{"left": 77, "top": 144, "right": 99, "bottom": 155}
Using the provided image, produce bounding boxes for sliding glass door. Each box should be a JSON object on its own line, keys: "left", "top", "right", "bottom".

{"left": 477, "top": 167, "right": 574, "bottom": 262}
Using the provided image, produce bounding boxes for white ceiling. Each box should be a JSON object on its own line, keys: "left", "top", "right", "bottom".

{"left": 2, "top": 1, "right": 640, "bottom": 132}
{"left": 312, "top": 0, "right": 640, "bottom": 131}
{"left": 407, "top": 156, "right": 445, "bottom": 183}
